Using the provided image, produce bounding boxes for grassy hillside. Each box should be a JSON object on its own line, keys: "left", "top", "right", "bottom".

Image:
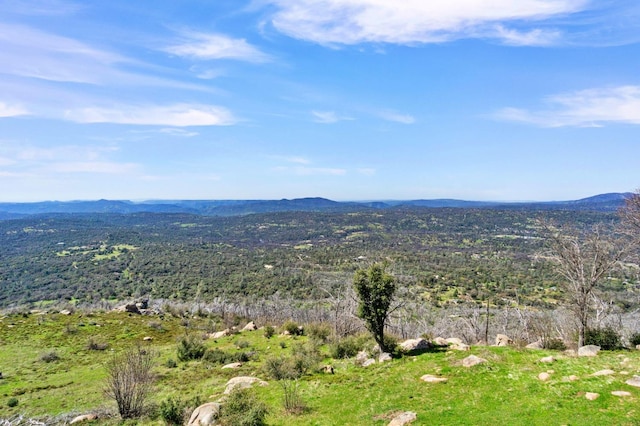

{"left": 2, "top": 310, "right": 640, "bottom": 425}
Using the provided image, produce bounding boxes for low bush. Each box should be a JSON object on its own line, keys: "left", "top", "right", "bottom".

{"left": 176, "top": 335, "right": 206, "bottom": 361}
{"left": 263, "top": 325, "right": 275, "bottom": 339}
{"left": 306, "top": 323, "right": 331, "bottom": 342}
{"left": 543, "top": 338, "right": 567, "bottom": 351}
{"left": 39, "top": 350, "right": 60, "bottom": 363}
{"left": 330, "top": 335, "right": 369, "bottom": 359}
{"left": 585, "top": 326, "right": 622, "bottom": 350}
{"left": 283, "top": 320, "right": 303, "bottom": 336}
{"left": 203, "top": 348, "right": 252, "bottom": 365}
{"left": 7, "top": 397, "right": 18, "bottom": 408}
{"left": 218, "top": 388, "right": 267, "bottom": 426}
{"left": 629, "top": 332, "right": 640, "bottom": 347}
{"left": 159, "top": 395, "right": 202, "bottom": 426}
{"left": 87, "top": 338, "right": 109, "bottom": 351}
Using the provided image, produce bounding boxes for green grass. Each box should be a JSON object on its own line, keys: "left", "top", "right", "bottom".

{"left": 2, "top": 312, "right": 640, "bottom": 425}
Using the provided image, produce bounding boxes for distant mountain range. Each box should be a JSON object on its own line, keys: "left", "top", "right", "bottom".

{"left": 0, "top": 193, "right": 632, "bottom": 219}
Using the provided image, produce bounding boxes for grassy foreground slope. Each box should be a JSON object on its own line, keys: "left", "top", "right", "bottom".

{"left": 1, "top": 311, "right": 639, "bottom": 425}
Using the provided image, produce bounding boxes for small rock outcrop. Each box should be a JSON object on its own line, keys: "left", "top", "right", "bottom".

{"left": 433, "top": 337, "right": 448, "bottom": 346}
{"left": 399, "top": 338, "right": 431, "bottom": 353}
{"left": 578, "top": 345, "right": 600, "bottom": 357}
{"left": 526, "top": 340, "right": 544, "bottom": 349}
{"left": 612, "top": 391, "right": 632, "bottom": 397}
{"left": 69, "top": 414, "right": 98, "bottom": 424}
{"left": 495, "top": 334, "right": 513, "bottom": 346}
{"left": 591, "top": 369, "right": 615, "bottom": 377}
{"left": 187, "top": 402, "right": 221, "bottom": 426}
{"left": 585, "top": 392, "right": 599, "bottom": 401}
{"left": 538, "top": 372, "right": 551, "bottom": 381}
{"left": 388, "top": 411, "right": 417, "bottom": 426}
{"left": 362, "top": 359, "right": 376, "bottom": 367}
{"left": 210, "top": 329, "right": 229, "bottom": 339}
{"left": 450, "top": 343, "right": 470, "bottom": 351}
{"left": 242, "top": 321, "right": 257, "bottom": 332}
{"left": 224, "top": 376, "right": 268, "bottom": 394}
{"left": 221, "top": 362, "right": 243, "bottom": 369}
{"left": 462, "top": 355, "right": 487, "bottom": 368}
{"left": 379, "top": 352, "right": 393, "bottom": 363}
{"left": 323, "top": 365, "right": 334, "bottom": 374}
{"left": 539, "top": 356, "right": 555, "bottom": 363}
{"left": 625, "top": 376, "right": 640, "bottom": 388}
{"left": 421, "top": 374, "right": 448, "bottom": 383}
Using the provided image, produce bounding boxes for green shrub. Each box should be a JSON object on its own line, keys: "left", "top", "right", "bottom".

{"left": 87, "top": 338, "right": 109, "bottom": 351}
{"left": 39, "top": 350, "right": 60, "bottom": 363}
{"left": 235, "top": 339, "right": 250, "bottom": 349}
{"left": 306, "top": 323, "right": 331, "bottom": 342}
{"left": 203, "top": 348, "right": 252, "bottom": 365}
{"left": 159, "top": 395, "right": 201, "bottom": 425}
{"left": 176, "top": 335, "right": 206, "bottom": 361}
{"left": 543, "top": 338, "right": 567, "bottom": 351}
{"left": 263, "top": 325, "right": 275, "bottom": 339}
{"left": 283, "top": 320, "right": 303, "bottom": 336}
{"left": 7, "top": 397, "right": 18, "bottom": 408}
{"left": 165, "top": 358, "right": 178, "bottom": 368}
{"left": 330, "top": 335, "right": 369, "bottom": 359}
{"left": 218, "top": 388, "right": 267, "bottom": 426}
{"left": 629, "top": 332, "right": 640, "bottom": 347}
{"left": 585, "top": 326, "right": 622, "bottom": 350}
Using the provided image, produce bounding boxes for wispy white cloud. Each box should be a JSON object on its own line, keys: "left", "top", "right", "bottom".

{"left": 47, "top": 161, "right": 139, "bottom": 174}
{"left": 495, "top": 86, "right": 640, "bottom": 127}
{"left": 491, "top": 25, "right": 561, "bottom": 46}
{"left": 64, "top": 104, "right": 236, "bottom": 127}
{"left": 311, "top": 110, "right": 354, "bottom": 123}
{"left": 0, "top": 102, "right": 29, "bottom": 117}
{"left": 265, "top": 0, "right": 588, "bottom": 46}
{"left": 271, "top": 155, "right": 311, "bottom": 164}
{"left": 273, "top": 166, "right": 347, "bottom": 176}
{"left": 357, "top": 168, "right": 376, "bottom": 176}
{"left": 379, "top": 110, "right": 415, "bottom": 124}
{"left": 166, "top": 32, "right": 270, "bottom": 62}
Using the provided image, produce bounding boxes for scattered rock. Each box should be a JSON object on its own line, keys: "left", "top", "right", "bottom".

{"left": 143, "top": 336, "right": 153, "bottom": 341}
{"left": 242, "top": 321, "right": 257, "bottom": 332}
{"left": 451, "top": 343, "right": 470, "bottom": 351}
{"left": 224, "top": 376, "right": 268, "bottom": 394}
{"left": 612, "top": 391, "right": 632, "bottom": 397}
{"left": 210, "top": 329, "right": 229, "bottom": 339}
{"left": 135, "top": 300, "right": 148, "bottom": 310}
{"left": 323, "top": 365, "right": 334, "bottom": 374}
{"left": 539, "top": 356, "right": 555, "bottom": 363}
{"left": 59, "top": 309, "right": 72, "bottom": 316}
{"left": 362, "top": 358, "right": 376, "bottom": 367}
{"left": 578, "top": 345, "right": 600, "bottom": 357}
{"left": 446, "top": 337, "right": 463, "bottom": 345}
{"left": 355, "top": 351, "right": 369, "bottom": 365}
{"left": 591, "top": 369, "right": 615, "bottom": 377}
{"left": 379, "top": 352, "right": 393, "bottom": 363}
{"left": 462, "top": 355, "right": 487, "bottom": 368}
{"left": 69, "top": 414, "right": 98, "bottom": 424}
{"left": 187, "top": 402, "right": 221, "bottom": 426}
{"left": 433, "top": 337, "right": 449, "bottom": 346}
{"left": 625, "top": 376, "right": 640, "bottom": 388}
{"left": 564, "top": 349, "right": 577, "bottom": 357}
{"left": 585, "top": 392, "right": 599, "bottom": 401}
{"left": 388, "top": 411, "right": 417, "bottom": 426}
{"left": 399, "top": 338, "right": 431, "bottom": 353}
{"left": 495, "top": 334, "right": 513, "bottom": 346}
{"left": 568, "top": 375, "right": 579, "bottom": 382}
{"left": 526, "top": 340, "right": 544, "bottom": 349}
{"left": 221, "top": 362, "right": 242, "bottom": 369}
{"left": 636, "top": 344, "right": 640, "bottom": 350}
{"left": 421, "top": 374, "right": 448, "bottom": 383}
{"left": 538, "top": 372, "right": 551, "bottom": 381}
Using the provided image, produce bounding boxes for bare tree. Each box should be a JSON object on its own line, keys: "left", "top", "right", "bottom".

{"left": 620, "top": 189, "right": 640, "bottom": 236}
{"left": 104, "top": 346, "right": 155, "bottom": 419}
{"left": 539, "top": 222, "right": 626, "bottom": 347}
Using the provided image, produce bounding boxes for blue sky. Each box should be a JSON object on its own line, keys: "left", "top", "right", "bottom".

{"left": 1, "top": 0, "right": 640, "bottom": 202}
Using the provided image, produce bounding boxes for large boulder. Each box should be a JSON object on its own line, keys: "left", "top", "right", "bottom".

{"left": 209, "top": 329, "right": 229, "bottom": 339}
{"left": 187, "top": 402, "right": 221, "bottom": 426}
{"left": 462, "top": 355, "right": 487, "bottom": 368}
{"left": 224, "top": 376, "right": 268, "bottom": 394}
{"left": 388, "top": 411, "right": 417, "bottom": 426}
{"left": 433, "top": 337, "right": 448, "bottom": 346}
{"left": 379, "top": 352, "right": 393, "bottom": 363}
{"left": 495, "top": 334, "right": 513, "bottom": 346}
{"left": 421, "top": 374, "right": 448, "bottom": 383}
{"left": 625, "top": 376, "right": 640, "bottom": 388}
{"left": 526, "top": 340, "right": 544, "bottom": 349}
{"left": 242, "top": 321, "right": 257, "bottom": 332}
{"left": 69, "top": 414, "right": 98, "bottom": 424}
{"left": 578, "top": 345, "right": 601, "bottom": 357}
{"left": 399, "top": 338, "right": 431, "bottom": 353}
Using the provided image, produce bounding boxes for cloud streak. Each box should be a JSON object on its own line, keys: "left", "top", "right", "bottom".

{"left": 495, "top": 86, "right": 640, "bottom": 127}
{"left": 166, "top": 32, "right": 270, "bottom": 62}
{"left": 0, "top": 102, "right": 29, "bottom": 117}
{"left": 265, "top": 0, "right": 588, "bottom": 46}
{"left": 64, "top": 104, "right": 237, "bottom": 127}
{"left": 311, "top": 110, "right": 354, "bottom": 123}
